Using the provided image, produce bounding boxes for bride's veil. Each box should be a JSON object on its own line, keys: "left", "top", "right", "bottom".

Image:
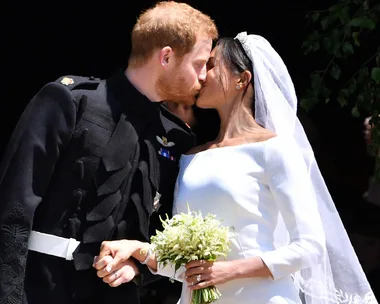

{"left": 235, "top": 31, "right": 377, "bottom": 304}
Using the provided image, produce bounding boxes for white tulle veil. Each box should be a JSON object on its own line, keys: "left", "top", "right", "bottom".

{"left": 234, "top": 31, "right": 377, "bottom": 304}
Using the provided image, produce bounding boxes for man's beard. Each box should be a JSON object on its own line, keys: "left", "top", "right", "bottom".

{"left": 156, "top": 72, "right": 200, "bottom": 105}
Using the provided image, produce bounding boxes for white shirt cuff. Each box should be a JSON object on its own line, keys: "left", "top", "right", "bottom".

{"left": 148, "top": 262, "right": 186, "bottom": 282}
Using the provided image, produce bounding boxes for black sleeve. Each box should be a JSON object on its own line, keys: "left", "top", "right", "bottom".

{"left": 0, "top": 82, "right": 77, "bottom": 303}
{"left": 135, "top": 191, "right": 175, "bottom": 287}
{"left": 133, "top": 258, "right": 163, "bottom": 287}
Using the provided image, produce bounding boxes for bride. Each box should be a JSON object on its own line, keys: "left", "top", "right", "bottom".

{"left": 93, "top": 32, "right": 377, "bottom": 303}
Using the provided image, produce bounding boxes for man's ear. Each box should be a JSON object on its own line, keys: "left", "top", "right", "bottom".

{"left": 159, "top": 46, "right": 173, "bottom": 67}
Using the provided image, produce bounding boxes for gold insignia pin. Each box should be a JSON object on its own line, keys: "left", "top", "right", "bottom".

{"left": 156, "top": 136, "right": 175, "bottom": 147}
{"left": 60, "top": 77, "right": 74, "bottom": 86}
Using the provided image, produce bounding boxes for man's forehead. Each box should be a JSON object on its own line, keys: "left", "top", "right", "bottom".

{"left": 190, "top": 36, "right": 212, "bottom": 58}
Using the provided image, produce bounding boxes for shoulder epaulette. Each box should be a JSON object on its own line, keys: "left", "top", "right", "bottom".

{"left": 55, "top": 75, "right": 101, "bottom": 91}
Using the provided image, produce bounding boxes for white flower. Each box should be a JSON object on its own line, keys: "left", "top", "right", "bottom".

{"left": 151, "top": 206, "right": 231, "bottom": 269}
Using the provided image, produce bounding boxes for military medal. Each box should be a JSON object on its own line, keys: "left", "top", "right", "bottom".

{"left": 158, "top": 147, "right": 175, "bottom": 161}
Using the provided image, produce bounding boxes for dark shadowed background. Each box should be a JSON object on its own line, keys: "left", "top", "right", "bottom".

{"left": 1, "top": 0, "right": 378, "bottom": 301}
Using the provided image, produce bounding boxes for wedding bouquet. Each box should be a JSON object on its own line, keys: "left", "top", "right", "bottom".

{"left": 150, "top": 206, "right": 232, "bottom": 304}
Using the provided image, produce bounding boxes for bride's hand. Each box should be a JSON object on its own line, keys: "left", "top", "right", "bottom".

{"left": 93, "top": 240, "right": 140, "bottom": 275}
{"left": 185, "top": 260, "right": 236, "bottom": 290}
{"left": 94, "top": 255, "right": 140, "bottom": 287}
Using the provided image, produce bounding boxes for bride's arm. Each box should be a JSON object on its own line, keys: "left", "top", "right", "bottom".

{"left": 186, "top": 138, "right": 326, "bottom": 289}
{"left": 228, "top": 138, "right": 326, "bottom": 281}
{"left": 257, "top": 137, "right": 326, "bottom": 280}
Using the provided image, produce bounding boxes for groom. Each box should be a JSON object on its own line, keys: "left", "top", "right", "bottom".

{"left": 0, "top": 2, "right": 218, "bottom": 304}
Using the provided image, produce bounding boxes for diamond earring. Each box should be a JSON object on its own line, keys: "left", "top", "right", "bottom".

{"left": 236, "top": 85, "right": 240, "bottom": 90}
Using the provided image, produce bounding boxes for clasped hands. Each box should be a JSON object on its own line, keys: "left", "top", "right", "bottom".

{"left": 92, "top": 239, "right": 236, "bottom": 289}
{"left": 92, "top": 240, "right": 139, "bottom": 287}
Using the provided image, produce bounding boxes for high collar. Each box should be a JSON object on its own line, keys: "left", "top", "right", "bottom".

{"left": 106, "top": 68, "right": 162, "bottom": 116}
{"left": 105, "top": 68, "right": 194, "bottom": 138}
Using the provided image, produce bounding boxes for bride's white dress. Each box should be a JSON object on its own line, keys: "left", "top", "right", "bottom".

{"left": 155, "top": 136, "right": 326, "bottom": 303}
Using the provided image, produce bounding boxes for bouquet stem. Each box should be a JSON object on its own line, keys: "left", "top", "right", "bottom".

{"left": 192, "top": 286, "right": 222, "bottom": 304}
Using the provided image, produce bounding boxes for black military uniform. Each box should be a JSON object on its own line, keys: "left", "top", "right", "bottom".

{"left": 0, "top": 69, "right": 195, "bottom": 304}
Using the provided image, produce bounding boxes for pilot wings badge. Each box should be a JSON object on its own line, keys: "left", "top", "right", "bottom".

{"left": 156, "top": 136, "right": 175, "bottom": 147}
{"left": 60, "top": 77, "right": 74, "bottom": 86}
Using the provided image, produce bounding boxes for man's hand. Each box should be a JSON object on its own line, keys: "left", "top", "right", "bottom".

{"left": 94, "top": 240, "right": 138, "bottom": 271}
{"left": 93, "top": 255, "right": 140, "bottom": 287}
{"left": 92, "top": 240, "right": 140, "bottom": 287}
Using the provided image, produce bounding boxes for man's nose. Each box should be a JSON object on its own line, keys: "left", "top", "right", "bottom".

{"left": 198, "top": 65, "right": 207, "bottom": 83}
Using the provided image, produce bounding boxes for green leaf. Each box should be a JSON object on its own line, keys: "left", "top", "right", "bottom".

{"left": 332, "top": 28, "right": 341, "bottom": 40}
{"left": 338, "top": 96, "right": 348, "bottom": 107}
{"left": 312, "top": 42, "right": 320, "bottom": 51}
{"left": 352, "top": 32, "right": 360, "bottom": 47}
{"left": 310, "top": 74, "right": 322, "bottom": 91}
{"left": 303, "top": 44, "right": 313, "bottom": 55}
{"left": 322, "top": 37, "right": 333, "bottom": 52}
{"left": 321, "top": 17, "right": 330, "bottom": 30}
{"left": 342, "top": 41, "right": 354, "bottom": 55}
{"left": 330, "top": 63, "right": 341, "bottom": 80}
{"left": 363, "top": 91, "right": 373, "bottom": 104}
{"left": 341, "top": 89, "right": 350, "bottom": 98}
{"left": 300, "top": 97, "right": 318, "bottom": 112}
{"left": 338, "top": 6, "right": 350, "bottom": 24}
{"left": 350, "top": 17, "right": 376, "bottom": 29}
{"left": 357, "top": 93, "right": 365, "bottom": 104}
{"left": 331, "top": 29, "right": 343, "bottom": 56}
{"left": 322, "top": 85, "right": 332, "bottom": 97}
{"left": 351, "top": 106, "right": 360, "bottom": 117}
{"left": 362, "top": 19, "right": 376, "bottom": 29}
{"left": 363, "top": 0, "right": 371, "bottom": 10}
{"left": 311, "top": 12, "right": 320, "bottom": 22}
{"left": 371, "top": 67, "right": 380, "bottom": 83}
{"left": 328, "top": 4, "right": 339, "bottom": 13}
{"left": 175, "top": 263, "right": 181, "bottom": 272}
{"left": 307, "top": 30, "right": 319, "bottom": 42}
{"left": 302, "top": 31, "right": 320, "bottom": 54}
{"left": 334, "top": 49, "right": 343, "bottom": 58}
{"left": 338, "top": 89, "right": 349, "bottom": 107}
{"left": 347, "top": 78, "right": 357, "bottom": 94}
{"left": 358, "top": 67, "right": 368, "bottom": 82}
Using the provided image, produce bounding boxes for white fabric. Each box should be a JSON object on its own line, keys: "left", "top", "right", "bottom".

{"left": 155, "top": 31, "right": 377, "bottom": 304}
{"left": 28, "top": 230, "right": 80, "bottom": 260}
{"left": 157, "top": 136, "right": 321, "bottom": 303}
{"left": 233, "top": 32, "right": 377, "bottom": 303}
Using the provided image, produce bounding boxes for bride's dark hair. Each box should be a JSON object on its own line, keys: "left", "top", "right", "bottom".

{"left": 214, "top": 37, "right": 255, "bottom": 118}
{"left": 215, "top": 37, "right": 253, "bottom": 97}
{"left": 193, "top": 37, "right": 257, "bottom": 144}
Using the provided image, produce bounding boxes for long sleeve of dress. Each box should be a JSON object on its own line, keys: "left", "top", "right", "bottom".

{"left": 151, "top": 262, "right": 186, "bottom": 282}
{"left": 258, "top": 137, "right": 326, "bottom": 281}
{"left": 0, "top": 82, "right": 77, "bottom": 303}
